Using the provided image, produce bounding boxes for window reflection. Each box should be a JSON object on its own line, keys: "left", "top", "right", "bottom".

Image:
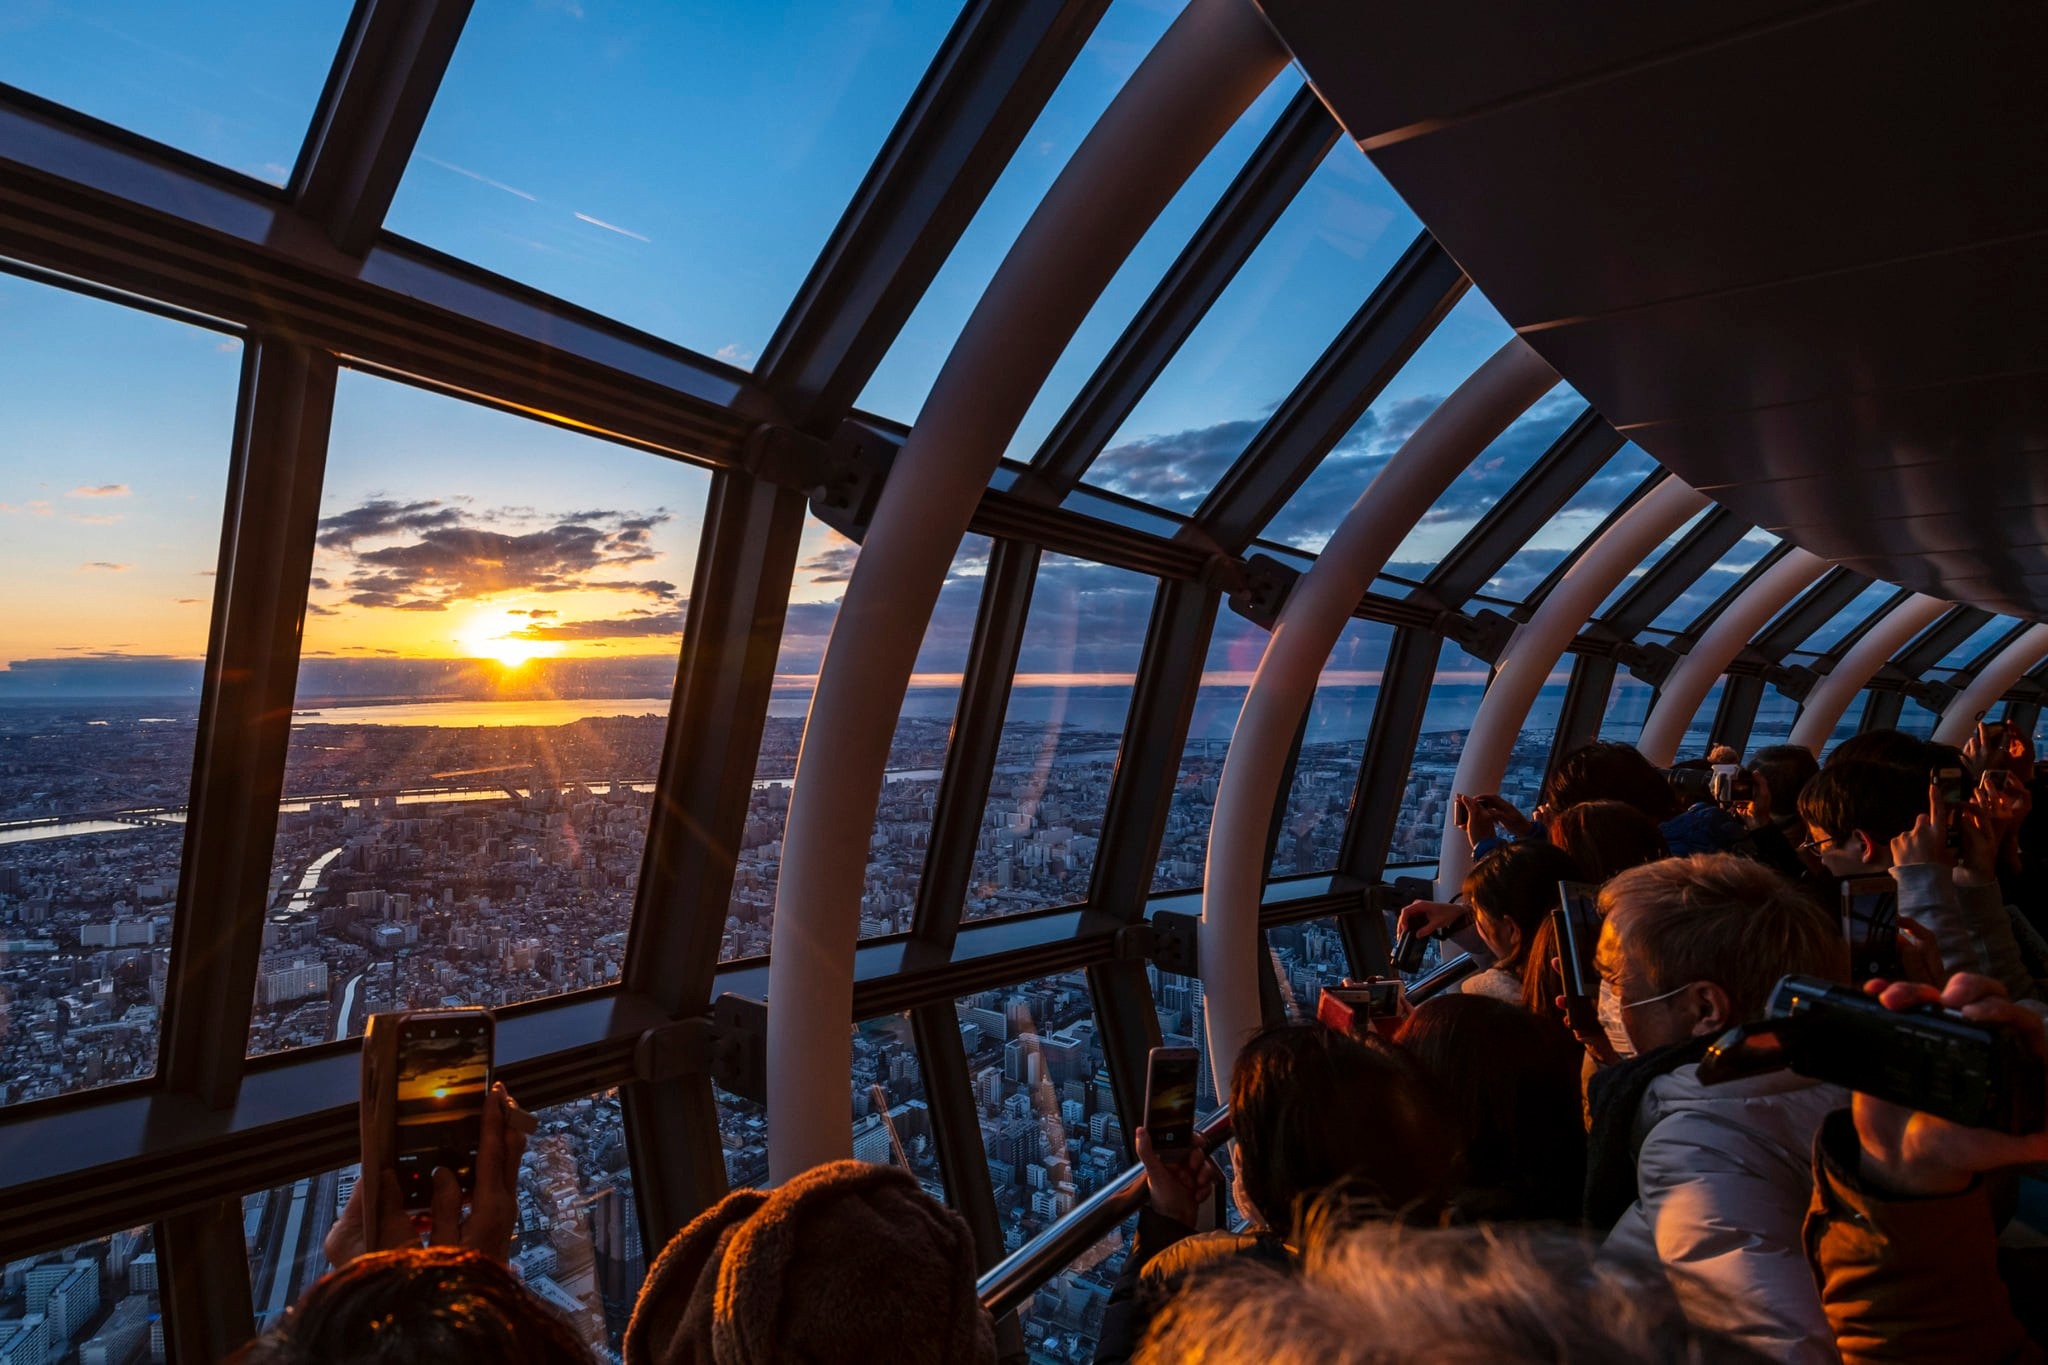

{"left": 250, "top": 372, "right": 712, "bottom": 1056}
{"left": 0, "top": 277, "right": 239, "bottom": 1105}
{"left": 962, "top": 556, "right": 1153, "bottom": 922}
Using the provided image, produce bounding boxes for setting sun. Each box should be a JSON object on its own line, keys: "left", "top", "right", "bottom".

{"left": 458, "top": 607, "right": 562, "bottom": 670}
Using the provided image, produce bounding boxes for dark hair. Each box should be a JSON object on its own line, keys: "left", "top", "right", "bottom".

{"left": 1545, "top": 800, "right": 1668, "bottom": 885}
{"left": 1229, "top": 1024, "right": 1450, "bottom": 1240}
{"left": 1395, "top": 995, "right": 1587, "bottom": 1224}
{"left": 1541, "top": 742, "right": 1680, "bottom": 822}
{"left": 1462, "top": 842, "right": 1585, "bottom": 979}
{"left": 1826, "top": 729, "right": 1933, "bottom": 770}
{"left": 1796, "top": 758, "right": 1929, "bottom": 848}
{"left": 1750, "top": 744, "right": 1819, "bottom": 816}
{"left": 228, "top": 1248, "right": 593, "bottom": 1365}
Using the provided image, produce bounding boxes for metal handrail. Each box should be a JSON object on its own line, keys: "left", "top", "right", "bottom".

{"left": 975, "top": 954, "right": 1481, "bottom": 1316}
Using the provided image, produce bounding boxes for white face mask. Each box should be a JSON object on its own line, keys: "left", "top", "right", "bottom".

{"left": 1598, "top": 979, "right": 1693, "bottom": 1060}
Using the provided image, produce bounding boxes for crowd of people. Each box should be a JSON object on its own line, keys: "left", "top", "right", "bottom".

{"left": 224, "top": 727, "right": 2048, "bottom": 1364}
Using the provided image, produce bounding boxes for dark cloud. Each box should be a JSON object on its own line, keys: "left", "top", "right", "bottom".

{"left": 1086, "top": 418, "right": 1263, "bottom": 511}
{"left": 306, "top": 603, "right": 339, "bottom": 616}
{"left": 512, "top": 608, "right": 687, "bottom": 641}
{"left": 801, "top": 543, "right": 860, "bottom": 585}
{"left": 313, "top": 500, "right": 676, "bottom": 612}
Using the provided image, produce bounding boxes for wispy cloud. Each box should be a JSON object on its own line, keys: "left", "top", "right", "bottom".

{"left": 81, "top": 561, "right": 131, "bottom": 572}
{"left": 424, "top": 155, "right": 538, "bottom": 202}
{"left": 715, "top": 343, "right": 756, "bottom": 366}
{"left": 68, "top": 484, "right": 130, "bottom": 498}
{"left": 575, "top": 212, "right": 651, "bottom": 243}
{"left": 68, "top": 514, "right": 123, "bottom": 526}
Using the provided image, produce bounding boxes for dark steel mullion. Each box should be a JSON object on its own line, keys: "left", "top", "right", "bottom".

{"left": 1601, "top": 507, "right": 1752, "bottom": 635}
{"left": 293, "top": 0, "right": 474, "bottom": 254}
{"left": 912, "top": 540, "right": 1041, "bottom": 949}
{"left": 1088, "top": 580, "right": 1220, "bottom": 920}
{"left": 1962, "top": 620, "right": 2035, "bottom": 677}
{"left": 1193, "top": 236, "right": 1469, "bottom": 551}
{"left": 159, "top": 1201, "right": 254, "bottom": 1362}
{"left": 1861, "top": 687, "right": 1906, "bottom": 733}
{"left": 1678, "top": 539, "right": 1796, "bottom": 639}
{"left": 620, "top": 471, "right": 807, "bottom": 1244}
{"left": 1708, "top": 567, "right": 1883, "bottom": 752}
{"left": 909, "top": 1002, "right": 1007, "bottom": 1267}
{"left": 1085, "top": 960, "right": 1163, "bottom": 1164}
{"left": 1339, "top": 626, "right": 1443, "bottom": 881}
{"left": 1816, "top": 587, "right": 1916, "bottom": 666}
{"left": 1515, "top": 467, "right": 1670, "bottom": 615}
{"left": 1707, "top": 675, "right": 1766, "bottom": 755}
{"left": 1889, "top": 605, "right": 1995, "bottom": 681}
{"left": 160, "top": 341, "right": 335, "bottom": 1106}
{"left": 1022, "top": 85, "right": 1340, "bottom": 497}
{"left": 757, "top": 0, "right": 1111, "bottom": 426}
{"left": 1546, "top": 655, "right": 1619, "bottom": 774}
{"left": 1421, "top": 408, "right": 1620, "bottom": 605}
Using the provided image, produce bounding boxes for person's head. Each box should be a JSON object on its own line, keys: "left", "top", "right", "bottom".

{"left": 1136, "top": 1221, "right": 1770, "bottom": 1365}
{"left": 1541, "top": 742, "right": 1681, "bottom": 823}
{"left": 624, "top": 1160, "right": 994, "bottom": 1365}
{"left": 229, "top": 1247, "right": 591, "bottom": 1365}
{"left": 1796, "top": 758, "right": 1929, "bottom": 872}
{"left": 1228, "top": 1023, "right": 1451, "bottom": 1239}
{"left": 1826, "top": 728, "right": 1932, "bottom": 770}
{"left": 1706, "top": 744, "right": 1741, "bottom": 766}
{"left": 1462, "top": 841, "right": 1585, "bottom": 977}
{"left": 1750, "top": 744, "right": 1819, "bottom": 822}
{"left": 1545, "top": 800, "right": 1669, "bottom": 884}
{"left": 1596, "top": 854, "right": 1846, "bottom": 1055}
{"left": 1395, "top": 996, "right": 1586, "bottom": 1223}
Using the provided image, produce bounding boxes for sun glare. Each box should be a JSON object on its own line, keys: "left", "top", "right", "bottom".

{"left": 459, "top": 608, "right": 562, "bottom": 670}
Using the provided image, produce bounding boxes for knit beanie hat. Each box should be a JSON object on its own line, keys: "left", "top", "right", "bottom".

{"left": 623, "top": 1159, "right": 997, "bottom": 1365}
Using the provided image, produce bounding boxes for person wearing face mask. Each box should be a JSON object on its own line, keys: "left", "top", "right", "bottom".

{"left": 1583, "top": 855, "right": 1849, "bottom": 1365}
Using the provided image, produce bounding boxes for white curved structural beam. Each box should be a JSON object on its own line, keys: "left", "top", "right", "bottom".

{"left": 1788, "top": 593, "right": 1950, "bottom": 754}
{"left": 1435, "top": 478, "right": 1710, "bottom": 897}
{"left": 1932, "top": 622, "right": 2048, "bottom": 746}
{"left": 1196, "top": 340, "right": 1558, "bottom": 1099}
{"left": 1635, "top": 548, "right": 1828, "bottom": 766}
{"left": 765, "top": 0, "right": 1288, "bottom": 1181}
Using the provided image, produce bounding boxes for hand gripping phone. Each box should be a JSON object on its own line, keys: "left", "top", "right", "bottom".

{"left": 1839, "top": 876, "right": 1902, "bottom": 981}
{"left": 1700, "top": 975, "right": 2047, "bottom": 1134}
{"left": 362, "top": 1008, "right": 496, "bottom": 1217}
{"left": 1316, "top": 978, "right": 1406, "bottom": 1040}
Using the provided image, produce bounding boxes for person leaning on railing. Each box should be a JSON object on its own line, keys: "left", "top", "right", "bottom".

{"left": 1090, "top": 1022, "right": 1451, "bottom": 1365}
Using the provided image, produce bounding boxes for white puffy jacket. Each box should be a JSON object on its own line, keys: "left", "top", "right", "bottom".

{"left": 1604, "top": 1063, "right": 1846, "bottom": 1365}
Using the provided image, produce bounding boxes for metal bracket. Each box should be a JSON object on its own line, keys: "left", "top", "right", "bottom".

{"left": 1620, "top": 641, "right": 1679, "bottom": 688}
{"left": 633, "top": 1016, "right": 712, "bottom": 1085}
{"left": 741, "top": 419, "right": 896, "bottom": 543}
{"left": 1910, "top": 677, "right": 1959, "bottom": 712}
{"left": 1439, "top": 608, "right": 1516, "bottom": 665}
{"left": 1114, "top": 909, "right": 1202, "bottom": 977}
{"left": 708, "top": 993, "right": 769, "bottom": 1104}
{"left": 1769, "top": 662, "right": 1819, "bottom": 703}
{"left": 1215, "top": 553, "right": 1300, "bottom": 630}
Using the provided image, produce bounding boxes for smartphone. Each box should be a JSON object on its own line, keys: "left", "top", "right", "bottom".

{"left": 1391, "top": 923, "right": 1428, "bottom": 974}
{"left": 1839, "top": 876, "right": 1902, "bottom": 981}
{"left": 1552, "top": 881, "right": 1602, "bottom": 1033}
{"left": 1144, "top": 1046, "right": 1200, "bottom": 1154}
{"left": 1980, "top": 720, "right": 2008, "bottom": 756}
{"left": 1933, "top": 763, "right": 1969, "bottom": 849}
{"left": 1454, "top": 795, "right": 1470, "bottom": 830}
{"left": 385, "top": 1008, "right": 495, "bottom": 1211}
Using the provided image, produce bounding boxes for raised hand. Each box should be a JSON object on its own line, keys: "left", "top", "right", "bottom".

{"left": 1135, "top": 1124, "right": 1217, "bottom": 1228}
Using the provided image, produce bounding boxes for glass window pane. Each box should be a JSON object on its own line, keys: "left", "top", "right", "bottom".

{"left": 1271, "top": 620, "right": 1390, "bottom": 877}
{"left": 1262, "top": 291, "right": 1564, "bottom": 559}
{"left": 859, "top": 0, "right": 1193, "bottom": 423}
{"left": 1478, "top": 443, "right": 1660, "bottom": 605}
{"left": 1745, "top": 690, "right": 1803, "bottom": 756}
{"left": 0, "top": 2, "right": 352, "bottom": 185}
{"left": 386, "top": 0, "right": 961, "bottom": 362}
{"left": 1600, "top": 674, "right": 1655, "bottom": 745}
{"left": 959, "top": 971, "right": 1125, "bottom": 1360}
{"left": 1153, "top": 609, "right": 1266, "bottom": 891}
{"left": 250, "top": 372, "right": 712, "bottom": 1056}
{"left": 2, "top": 1228, "right": 158, "bottom": 1364}
{"left": 0, "top": 278, "right": 240, "bottom": 1106}
{"left": 1933, "top": 616, "right": 2020, "bottom": 672}
{"left": 245, "top": 1090, "right": 643, "bottom": 1354}
{"left": 963, "top": 556, "right": 1154, "bottom": 922}
{"left": 1793, "top": 581, "right": 1897, "bottom": 655}
{"left": 724, "top": 528, "right": 987, "bottom": 960}
{"left": 1897, "top": 698, "right": 1941, "bottom": 739}
{"left": 1079, "top": 143, "right": 1423, "bottom": 511}
{"left": 1642, "top": 530, "right": 1780, "bottom": 633}
{"left": 1673, "top": 680, "right": 1725, "bottom": 762}
{"left": 1265, "top": 917, "right": 1353, "bottom": 1022}
{"left": 1385, "top": 639, "right": 1496, "bottom": 865}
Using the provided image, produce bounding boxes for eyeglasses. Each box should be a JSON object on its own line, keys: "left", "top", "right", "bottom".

{"left": 1797, "top": 834, "right": 1835, "bottom": 856}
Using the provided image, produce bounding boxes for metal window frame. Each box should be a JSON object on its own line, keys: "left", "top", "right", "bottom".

{"left": 1862, "top": 606, "right": 1997, "bottom": 732}
{"left": 1707, "top": 567, "right": 1875, "bottom": 752}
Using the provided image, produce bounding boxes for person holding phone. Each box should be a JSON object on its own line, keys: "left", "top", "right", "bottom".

{"left": 1806, "top": 972, "right": 2048, "bottom": 1364}
{"left": 1094, "top": 1024, "right": 1451, "bottom": 1364}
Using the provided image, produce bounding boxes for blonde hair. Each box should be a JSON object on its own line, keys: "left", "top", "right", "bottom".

{"left": 1596, "top": 853, "right": 1845, "bottom": 1020}
{"left": 1136, "top": 1218, "right": 1760, "bottom": 1364}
